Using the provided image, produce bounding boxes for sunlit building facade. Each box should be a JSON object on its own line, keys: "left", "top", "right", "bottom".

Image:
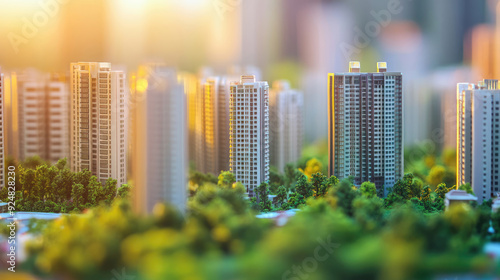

{"left": 328, "top": 62, "right": 403, "bottom": 195}
{"left": 457, "top": 79, "right": 500, "bottom": 203}
{"left": 270, "top": 80, "right": 303, "bottom": 172}
{"left": 16, "top": 70, "right": 70, "bottom": 163}
{"left": 130, "top": 65, "right": 187, "bottom": 213}
{"left": 179, "top": 72, "right": 198, "bottom": 164}
{"left": 70, "top": 62, "right": 127, "bottom": 186}
{"left": 229, "top": 75, "right": 270, "bottom": 197}
{"left": 194, "top": 77, "right": 230, "bottom": 175}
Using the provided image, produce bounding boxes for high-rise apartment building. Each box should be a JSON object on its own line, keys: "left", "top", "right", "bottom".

{"left": 16, "top": 70, "right": 70, "bottom": 162}
{"left": 70, "top": 62, "right": 127, "bottom": 186}
{"left": 328, "top": 62, "right": 403, "bottom": 195}
{"left": 0, "top": 68, "right": 5, "bottom": 189}
{"left": 457, "top": 79, "right": 500, "bottom": 203}
{"left": 194, "top": 77, "right": 230, "bottom": 175}
{"left": 130, "top": 65, "right": 187, "bottom": 213}
{"left": 229, "top": 75, "right": 270, "bottom": 197}
{"left": 270, "top": 80, "right": 303, "bottom": 172}
{"left": 179, "top": 72, "right": 198, "bottom": 164}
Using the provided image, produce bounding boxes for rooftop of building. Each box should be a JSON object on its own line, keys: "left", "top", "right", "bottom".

{"left": 329, "top": 61, "right": 402, "bottom": 75}
{"left": 459, "top": 79, "right": 499, "bottom": 91}
{"left": 230, "top": 75, "right": 269, "bottom": 86}
{"left": 445, "top": 190, "right": 478, "bottom": 201}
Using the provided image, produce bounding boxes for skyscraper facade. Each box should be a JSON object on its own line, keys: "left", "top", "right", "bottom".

{"left": 179, "top": 72, "right": 198, "bottom": 165}
{"left": 328, "top": 62, "right": 403, "bottom": 195}
{"left": 229, "top": 75, "right": 270, "bottom": 197}
{"left": 457, "top": 79, "right": 500, "bottom": 203}
{"left": 16, "top": 70, "right": 70, "bottom": 163}
{"left": 130, "top": 65, "right": 187, "bottom": 213}
{"left": 270, "top": 80, "right": 303, "bottom": 172}
{"left": 195, "top": 77, "right": 230, "bottom": 175}
{"left": 70, "top": 62, "right": 127, "bottom": 185}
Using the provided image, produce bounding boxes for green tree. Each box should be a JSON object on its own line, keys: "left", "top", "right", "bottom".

{"left": 409, "top": 178, "right": 423, "bottom": 199}
{"left": 101, "top": 178, "right": 118, "bottom": 204}
{"left": 360, "top": 181, "right": 377, "bottom": 198}
{"left": 421, "top": 186, "right": 431, "bottom": 203}
{"left": 275, "top": 186, "right": 289, "bottom": 210}
{"left": 117, "top": 184, "right": 131, "bottom": 199}
{"left": 287, "top": 192, "right": 304, "bottom": 209}
{"left": 33, "top": 164, "right": 49, "bottom": 200}
{"left": 329, "top": 178, "right": 360, "bottom": 216}
{"left": 435, "top": 183, "right": 452, "bottom": 199}
{"left": 74, "top": 169, "right": 92, "bottom": 188}
{"left": 459, "top": 183, "right": 474, "bottom": 195}
{"left": 53, "top": 168, "right": 75, "bottom": 202}
{"left": 311, "top": 172, "right": 328, "bottom": 198}
{"left": 22, "top": 156, "right": 47, "bottom": 169}
{"left": 295, "top": 174, "right": 313, "bottom": 200}
{"left": 189, "top": 171, "right": 217, "bottom": 187}
{"left": 55, "top": 158, "right": 68, "bottom": 170}
{"left": 256, "top": 182, "right": 272, "bottom": 212}
{"left": 19, "top": 166, "right": 36, "bottom": 200}
{"left": 86, "top": 176, "right": 102, "bottom": 206}
{"left": 269, "top": 169, "right": 284, "bottom": 194}
{"left": 218, "top": 171, "right": 236, "bottom": 188}
{"left": 327, "top": 175, "right": 339, "bottom": 186}
{"left": 71, "top": 183, "right": 86, "bottom": 209}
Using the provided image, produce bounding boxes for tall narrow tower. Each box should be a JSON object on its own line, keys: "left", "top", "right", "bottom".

{"left": 229, "top": 75, "right": 270, "bottom": 197}
{"left": 16, "top": 70, "right": 70, "bottom": 163}
{"left": 70, "top": 62, "right": 127, "bottom": 186}
{"left": 130, "top": 65, "right": 187, "bottom": 213}
{"left": 270, "top": 80, "right": 303, "bottom": 172}
{"left": 328, "top": 62, "right": 404, "bottom": 195}
{"left": 457, "top": 79, "right": 500, "bottom": 203}
{"left": 195, "top": 77, "right": 231, "bottom": 175}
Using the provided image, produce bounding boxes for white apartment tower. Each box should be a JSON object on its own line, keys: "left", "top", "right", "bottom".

{"left": 328, "top": 62, "right": 403, "bottom": 195}
{"left": 270, "top": 80, "right": 304, "bottom": 172}
{"left": 70, "top": 62, "right": 127, "bottom": 186}
{"left": 130, "top": 65, "right": 187, "bottom": 213}
{"left": 16, "top": 70, "right": 70, "bottom": 162}
{"left": 457, "top": 79, "right": 500, "bottom": 203}
{"left": 229, "top": 75, "right": 270, "bottom": 197}
{"left": 195, "top": 77, "right": 230, "bottom": 175}
{"left": 0, "top": 68, "right": 5, "bottom": 188}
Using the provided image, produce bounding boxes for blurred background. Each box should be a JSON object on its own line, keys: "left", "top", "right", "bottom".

{"left": 0, "top": 0, "right": 499, "bottom": 148}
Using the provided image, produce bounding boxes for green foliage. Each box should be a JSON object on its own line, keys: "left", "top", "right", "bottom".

{"left": 217, "top": 171, "right": 236, "bottom": 188}
{"left": 275, "top": 186, "right": 290, "bottom": 210}
{"left": 117, "top": 183, "right": 131, "bottom": 200}
{"left": 330, "top": 178, "right": 360, "bottom": 217}
{"left": 360, "top": 181, "right": 377, "bottom": 198}
{"left": 268, "top": 169, "right": 284, "bottom": 194}
{"left": 435, "top": 183, "right": 453, "bottom": 199}
{"left": 22, "top": 155, "right": 49, "bottom": 169}
{"left": 352, "top": 196, "right": 385, "bottom": 232}
{"left": 10, "top": 160, "right": 124, "bottom": 213}
{"left": 189, "top": 183, "right": 249, "bottom": 216}
{"left": 55, "top": 158, "right": 68, "bottom": 170}
{"left": 311, "top": 172, "right": 329, "bottom": 197}
{"left": 189, "top": 171, "right": 218, "bottom": 188}
{"left": 295, "top": 174, "right": 313, "bottom": 199}
{"left": 458, "top": 183, "right": 474, "bottom": 195}
{"left": 287, "top": 192, "right": 305, "bottom": 209}
{"left": 22, "top": 178, "right": 497, "bottom": 280}
{"left": 256, "top": 182, "right": 272, "bottom": 212}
